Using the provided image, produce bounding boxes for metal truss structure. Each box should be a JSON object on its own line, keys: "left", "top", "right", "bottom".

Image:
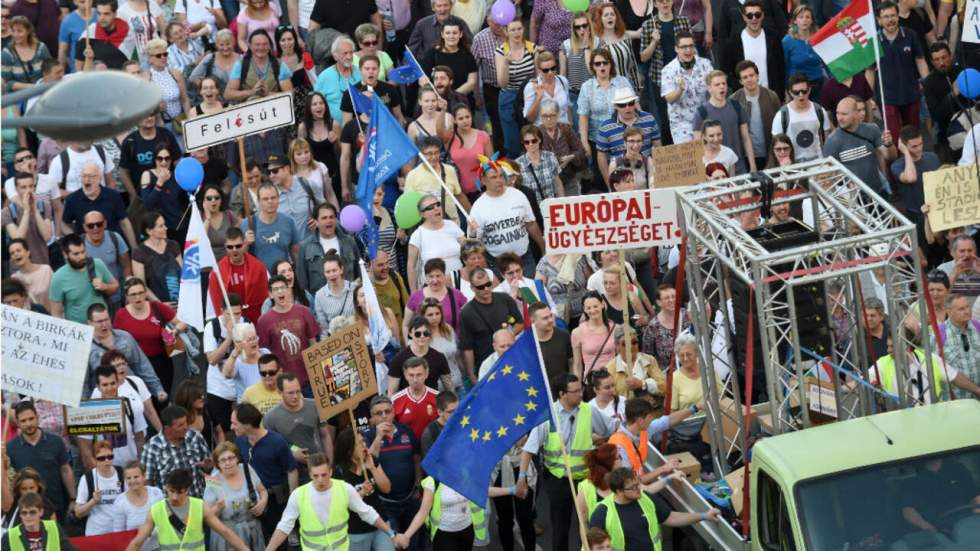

{"left": 676, "top": 158, "right": 933, "bottom": 476}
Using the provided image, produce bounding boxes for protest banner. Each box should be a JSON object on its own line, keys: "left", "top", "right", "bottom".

{"left": 70, "top": 529, "right": 138, "bottom": 551}
{"left": 1, "top": 305, "right": 93, "bottom": 407}
{"left": 964, "top": 0, "right": 978, "bottom": 44}
{"left": 302, "top": 324, "right": 377, "bottom": 421}
{"left": 652, "top": 142, "right": 704, "bottom": 188}
{"left": 923, "top": 165, "right": 980, "bottom": 232}
{"left": 542, "top": 189, "right": 683, "bottom": 255}
{"left": 182, "top": 93, "right": 294, "bottom": 151}
{"left": 64, "top": 399, "right": 125, "bottom": 435}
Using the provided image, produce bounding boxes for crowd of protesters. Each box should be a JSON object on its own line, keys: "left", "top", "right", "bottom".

{"left": 2, "top": 0, "right": 979, "bottom": 548}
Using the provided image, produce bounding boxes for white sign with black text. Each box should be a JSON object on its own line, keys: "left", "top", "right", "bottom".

{"left": 182, "top": 93, "right": 295, "bottom": 151}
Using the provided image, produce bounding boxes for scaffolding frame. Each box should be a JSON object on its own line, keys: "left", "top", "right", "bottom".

{"left": 676, "top": 158, "right": 934, "bottom": 476}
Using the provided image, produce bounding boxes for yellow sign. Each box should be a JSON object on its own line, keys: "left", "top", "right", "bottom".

{"left": 923, "top": 165, "right": 980, "bottom": 232}
{"left": 652, "top": 142, "right": 704, "bottom": 188}
{"left": 302, "top": 325, "right": 377, "bottom": 421}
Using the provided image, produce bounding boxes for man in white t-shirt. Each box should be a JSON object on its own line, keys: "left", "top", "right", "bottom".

{"left": 771, "top": 74, "right": 834, "bottom": 161}
{"left": 94, "top": 348, "right": 163, "bottom": 433}
{"left": 46, "top": 141, "right": 118, "bottom": 193}
{"left": 204, "top": 295, "right": 242, "bottom": 437}
{"left": 4, "top": 148, "right": 59, "bottom": 207}
{"left": 467, "top": 162, "right": 544, "bottom": 275}
{"left": 80, "top": 365, "right": 147, "bottom": 469}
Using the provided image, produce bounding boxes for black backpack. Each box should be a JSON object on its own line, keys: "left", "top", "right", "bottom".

{"left": 778, "top": 103, "right": 827, "bottom": 145}
{"left": 140, "top": 244, "right": 181, "bottom": 303}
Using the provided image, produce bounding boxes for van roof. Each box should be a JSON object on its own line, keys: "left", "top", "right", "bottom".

{"left": 752, "top": 400, "right": 980, "bottom": 482}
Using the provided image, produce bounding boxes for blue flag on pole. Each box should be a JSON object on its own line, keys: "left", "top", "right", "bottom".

{"left": 355, "top": 92, "right": 418, "bottom": 259}
{"left": 386, "top": 47, "right": 426, "bottom": 85}
{"left": 421, "top": 331, "right": 555, "bottom": 505}
{"left": 348, "top": 83, "right": 374, "bottom": 116}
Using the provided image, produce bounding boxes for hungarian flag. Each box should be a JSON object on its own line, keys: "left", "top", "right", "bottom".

{"left": 809, "top": 0, "right": 880, "bottom": 81}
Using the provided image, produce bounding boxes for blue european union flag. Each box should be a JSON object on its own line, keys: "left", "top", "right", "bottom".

{"left": 386, "top": 46, "right": 426, "bottom": 85}
{"left": 421, "top": 331, "right": 555, "bottom": 504}
{"left": 355, "top": 92, "right": 418, "bottom": 259}
{"left": 348, "top": 83, "right": 374, "bottom": 116}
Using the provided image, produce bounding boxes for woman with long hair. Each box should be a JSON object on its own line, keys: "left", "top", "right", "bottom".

{"left": 593, "top": 3, "right": 640, "bottom": 92}
{"left": 174, "top": 379, "right": 218, "bottom": 447}
{"left": 193, "top": 76, "right": 227, "bottom": 117}
{"left": 571, "top": 291, "right": 618, "bottom": 381}
{"left": 767, "top": 133, "right": 796, "bottom": 167}
{"left": 332, "top": 428, "right": 394, "bottom": 551}
{"left": 783, "top": 4, "right": 825, "bottom": 99}
{"left": 204, "top": 441, "right": 267, "bottom": 550}
{"left": 495, "top": 19, "right": 538, "bottom": 157}
{"left": 298, "top": 92, "right": 341, "bottom": 199}
{"left": 420, "top": 298, "right": 465, "bottom": 395}
{"left": 448, "top": 103, "right": 493, "bottom": 200}
{"left": 289, "top": 137, "right": 339, "bottom": 209}
{"left": 1, "top": 16, "right": 50, "bottom": 91}
{"left": 110, "top": 461, "right": 165, "bottom": 548}
{"left": 3, "top": 468, "right": 57, "bottom": 528}
{"left": 561, "top": 12, "right": 599, "bottom": 131}
{"left": 197, "top": 183, "right": 240, "bottom": 261}
{"left": 602, "top": 264, "right": 650, "bottom": 331}
{"left": 235, "top": 0, "right": 279, "bottom": 53}
{"left": 576, "top": 47, "right": 632, "bottom": 193}
{"left": 140, "top": 144, "right": 190, "bottom": 242}
{"left": 368, "top": 185, "right": 400, "bottom": 271}
{"left": 188, "top": 29, "right": 240, "bottom": 95}
{"left": 276, "top": 24, "right": 314, "bottom": 127}
{"left": 263, "top": 259, "right": 313, "bottom": 310}
{"left": 131, "top": 211, "right": 184, "bottom": 305}
{"left": 575, "top": 443, "right": 619, "bottom": 518}
{"left": 407, "top": 86, "right": 453, "bottom": 148}
{"left": 352, "top": 283, "right": 400, "bottom": 361}
{"left": 73, "top": 441, "right": 124, "bottom": 535}
{"left": 225, "top": 29, "right": 293, "bottom": 104}
{"left": 420, "top": 21, "right": 478, "bottom": 100}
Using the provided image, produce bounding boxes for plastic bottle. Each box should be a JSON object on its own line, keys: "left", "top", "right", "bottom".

{"left": 382, "top": 9, "right": 396, "bottom": 43}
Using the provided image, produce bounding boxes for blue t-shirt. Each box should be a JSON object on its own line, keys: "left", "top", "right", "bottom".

{"left": 59, "top": 11, "right": 94, "bottom": 73}
{"left": 363, "top": 422, "right": 418, "bottom": 499}
{"left": 235, "top": 430, "right": 297, "bottom": 488}
{"left": 240, "top": 213, "right": 298, "bottom": 271}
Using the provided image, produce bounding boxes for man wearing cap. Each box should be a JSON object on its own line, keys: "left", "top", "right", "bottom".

{"left": 267, "top": 153, "right": 333, "bottom": 242}
{"left": 595, "top": 88, "right": 661, "bottom": 186}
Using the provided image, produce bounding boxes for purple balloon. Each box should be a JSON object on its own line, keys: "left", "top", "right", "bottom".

{"left": 339, "top": 204, "right": 367, "bottom": 233}
{"left": 491, "top": 0, "right": 516, "bottom": 26}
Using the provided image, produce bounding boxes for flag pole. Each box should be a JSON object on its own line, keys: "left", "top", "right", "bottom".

{"left": 531, "top": 325, "right": 592, "bottom": 551}
{"left": 189, "top": 194, "right": 234, "bottom": 316}
{"left": 869, "top": 0, "right": 889, "bottom": 134}
{"left": 415, "top": 153, "right": 470, "bottom": 218}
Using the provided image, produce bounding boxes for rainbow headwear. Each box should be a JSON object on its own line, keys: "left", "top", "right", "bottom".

{"left": 473, "top": 153, "right": 515, "bottom": 191}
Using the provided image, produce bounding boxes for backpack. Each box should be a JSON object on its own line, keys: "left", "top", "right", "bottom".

{"left": 58, "top": 145, "right": 107, "bottom": 190}
{"left": 239, "top": 53, "right": 282, "bottom": 91}
{"left": 84, "top": 466, "right": 125, "bottom": 504}
{"left": 140, "top": 244, "right": 181, "bottom": 303}
{"left": 946, "top": 104, "right": 980, "bottom": 152}
{"left": 778, "top": 103, "right": 826, "bottom": 145}
{"left": 85, "top": 257, "right": 114, "bottom": 303}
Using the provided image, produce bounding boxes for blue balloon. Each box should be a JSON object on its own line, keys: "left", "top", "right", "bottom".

{"left": 175, "top": 157, "right": 204, "bottom": 193}
{"left": 957, "top": 68, "right": 980, "bottom": 100}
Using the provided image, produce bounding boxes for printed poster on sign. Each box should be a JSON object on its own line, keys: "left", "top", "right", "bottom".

{"left": 182, "top": 93, "right": 295, "bottom": 151}
{"left": 1, "top": 305, "right": 93, "bottom": 407}
{"left": 923, "top": 165, "right": 980, "bottom": 232}
{"left": 302, "top": 324, "right": 377, "bottom": 421}
{"left": 542, "top": 189, "right": 683, "bottom": 255}
{"left": 64, "top": 399, "right": 126, "bottom": 435}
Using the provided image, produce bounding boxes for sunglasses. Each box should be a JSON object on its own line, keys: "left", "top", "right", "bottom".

{"left": 744, "top": 11, "right": 763, "bottom": 19}
{"left": 791, "top": 88, "right": 810, "bottom": 96}
{"left": 420, "top": 201, "right": 442, "bottom": 212}
{"left": 593, "top": 60, "right": 610, "bottom": 66}
{"left": 226, "top": 243, "right": 244, "bottom": 250}
{"left": 85, "top": 221, "right": 106, "bottom": 230}
{"left": 152, "top": 52, "right": 169, "bottom": 58}
{"left": 540, "top": 66, "right": 556, "bottom": 73}
{"left": 774, "top": 146, "right": 792, "bottom": 152}
{"left": 260, "top": 370, "right": 279, "bottom": 377}
{"left": 361, "top": 39, "right": 378, "bottom": 46}
{"left": 156, "top": 155, "right": 171, "bottom": 161}
{"left": 412, "top": 330, "right": 432, "bottom": 338}
{"left": 962, "top": 333, "right": 971, "bottom": 352}
{"left": 616, "top": 100, "right": 637, "bottom": 107}
{"left": 268, "top": 166, "right": 284, "bottom": 174}
{"left": 14, "top": 155, "right": 33, "bottom": 163}
{"left": 96, "top": 454, "right": 114, "bottom": 461}
{"left": 472, "top": 281, "right": 493, "bottom": 290}
{"left": 574, "top": 23, "right": 590, "bottom": 29}
{"left": 523, "top": 138, "right": 540, "bottom": 145}
{"left": 204, "top": 195, "right": 221, "bottom": 201}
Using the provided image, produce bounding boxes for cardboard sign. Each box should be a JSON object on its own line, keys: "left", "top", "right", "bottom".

{"left": 542, "top": 189, "right": 683, "bottom": 255}
{"left": 807, "top": 380, "right": 838, "bottom": 419}
{"left": 923, "top": 165, "right": 980, "bottom": 232}
{"left": 302, "top": 325, "right": 377, "bottom": 421}
{"left": 652, "top": 142, "right": 705, "bottom": 188}
{"left": 65, "top": 399, "right": 125, "bottom": 435}
{"left": 1, "top": 305, "right": 93, "bottom": 407}
{"left": 964, "top": 0, "right": 979, "bottom": 44}
{"left": 182, "top": 93, "right": 295, "bottom": 151}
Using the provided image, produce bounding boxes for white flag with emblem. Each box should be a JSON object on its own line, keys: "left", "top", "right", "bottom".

{"left": 359, "top": 260, "right": 393, "bottom": 352}
{"left": 176, "top": 200, "right": 217, "bottom": 331}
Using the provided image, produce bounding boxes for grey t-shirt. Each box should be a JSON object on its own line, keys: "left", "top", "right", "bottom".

{"left": 746, "top": 94, "right": 766, "bottom": 157}
{"left": 85, "top": 231, "right": 129, "bottom": 305}
{"left": 262, "top": 399, "right": 322, "bottom": 460}
{"left": 692, "top": 100, "right": 747, "bottom": 173}
{"left": 823, "top": 123, "right": 883, "bottom": 194}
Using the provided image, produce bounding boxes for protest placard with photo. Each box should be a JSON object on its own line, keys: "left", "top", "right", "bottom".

{"left": 302, "top": 325, "right": 377, "bottom": 421}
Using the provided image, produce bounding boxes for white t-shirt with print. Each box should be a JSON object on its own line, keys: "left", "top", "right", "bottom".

{"left": 771, "top": 103, "right": 833, "bottom": 162}
{"left": 81, "top": 390, "right": 148, "bottom": 467}
{"left": 469, "top": 188, "right": 535, "bottom": 258}
{"left": 408, "top": 222, "right": 465, "bottom": 283}
{"left": 173, "top": 0, "right": 221, "bottom": 33}
{"left": 76, "top": 469, "right": 125, "bottom": 535}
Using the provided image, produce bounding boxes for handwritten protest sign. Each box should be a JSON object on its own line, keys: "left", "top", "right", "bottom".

{"left": 65, "top": 399, "right": 125, "bottom": 435}
{"left": 964, "top": 0, "right": 978, "bottom": 44}
{"left": 923, "top": 165, "right": 980, "bottom": 232}
{"left": 1, "top": 306, "right": 93, "bottom": 406}
{"left": 302, "top": 325, "right": 377, "bottom": 421}
{"left": 652, "top": 142, "right": 704, "bottom": 188}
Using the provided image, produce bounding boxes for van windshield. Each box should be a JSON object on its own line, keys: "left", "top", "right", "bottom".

{"left": 795, "top": 446, "right": 980, "bottom": 551}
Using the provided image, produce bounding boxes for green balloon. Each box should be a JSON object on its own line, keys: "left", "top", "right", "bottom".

{"left": 395, "top": 191, "right": 424, "bottom": 228}
{"left": 562, "top": 0, "right": 589, "bottom": 12}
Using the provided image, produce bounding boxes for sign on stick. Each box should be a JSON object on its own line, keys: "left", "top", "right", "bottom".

{"left": 182, "top": 93, "right": 294, "bottom": 151}
{"left": 652, "top": 142, "right": 704, "bottom": 188}
{"left": 65, "top": 399, "right": 125, "bottom": 435}
{"left": 302, "top": 325, "right": 377, "bottom": 421}
{"left": 542, "top": 189, "right": 683, "bottom": 255}
{"left": 923, "top": 165, "right": 980, "bottom": 232}
{"left": 1, "top": 305, "right": 93, "bottom": 406}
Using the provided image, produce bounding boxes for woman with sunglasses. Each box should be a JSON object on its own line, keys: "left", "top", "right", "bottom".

{"left": 593, "top": 3, "right": 640, "bottom": 93}
{"left": 197, "top": 183, "right": 240, "bottom": 261}
{"left": 407, "top": 193, "right": 465, "bottom": 292}
{"left": 572, "top": 291, "right": 616, "bottom": 380}
{"left": 420, "top": 297, "right": 465, "bottom": 395}
{"left": 189, "top": 29, "right": 240, "bottom": 95}
{"left": 522, "top": 51, "right": 570, "bottom": 126}
{"left": 766, "top": 133, "right": 795, "bottom": 167}
{"left": 561, "top": 13, "right": 599, "bottom": 130}
{"left": 516, "top": 125, "right": 564, "bottom": 200}
{"left": 110, "top": 461, "right": 165, "bottom": 549}
{"left": 298, "top": 92, "right": 342, "bottom": 200}
{"left": 204, "top": 442, "right": 267, "bottom": 550}
{"left": 576, "top": 47, "right": 632, "bottom": 192}
{"left": 145, "top": 39, "right": 192, "bottom": 127}
{"left": 73, "top": 441, "right": 124, "bottom": 536}
{"left": 225, "top": 29, "right": 294, "bottom": 104}
{"left": 353, "top": 23, "right": 394, "bottom": 81}
{"left": 276, "top": 24, "right": 314, "bottom": 129}
{"left": 262, "top": 259, "right": 313, "bottom": 312}
{"left": 140, "top": 143, "right": 190, "bottom": 242}
{"left": 236, "top": 0, "right": 280, "bottom": 54}
{"left": 165, "top": 22, "right": 205, "bottom": 74}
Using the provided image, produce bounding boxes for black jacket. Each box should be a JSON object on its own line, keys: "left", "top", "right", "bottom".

{"left": 721, "top": 28, "right": 787, "bottom": 100}
{"left": 715, "top": 0, "right": 788, "bottom": 45}
{"left": 921, "top": 67, "right": 964, "bottom": 140}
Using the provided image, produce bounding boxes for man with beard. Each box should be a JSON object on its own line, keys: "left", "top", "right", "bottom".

{"left": 48, "top": 233, "right": 119, "bottom": 323}
{"left": 921, "top": 42, "right": 964, "bottom": 162}
{"left": 7, "top": 402, "right": 76, "bottom": 519}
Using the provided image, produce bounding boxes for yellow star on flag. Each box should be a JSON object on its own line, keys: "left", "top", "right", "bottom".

{"left": 483, "top": 431, "right": 492, "bottom": 442}
{"left": 487, "top": 372, "right": 496, "bottom": 382}
{"left": 525, "top": 401, "right": 537, "bottom": 411}
{"left": 497, "top": 426, "right": 508, "bottom": 437}
{"left": 526, "top": 387, "right": 538, "bottom": 397}
{"left": 502, "top": 365, "right": 513, "bottom": 375}
{"left": 518, "top": 371, "right": 530, "bottom": 381}
{"left": 513, "top": 414, "right": 526, "bottom": 425}
{"left": 470, "top": 429, "right": 479, "bottom": 441}
{"left": 460, "top": 415, "right": 470, "bottom": 427}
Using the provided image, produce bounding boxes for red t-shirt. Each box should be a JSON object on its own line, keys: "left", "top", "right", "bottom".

{"left": 25, "top": 529, "right": 43, "bottom": 551}
{"left": 255, "top": 304, "right": 320, "bottom": 384}
{"left": 392, "top": 387, "right": 439, "bottom": 440}
{"left": 113, "top": 302, "right": 176, "bottom": 358}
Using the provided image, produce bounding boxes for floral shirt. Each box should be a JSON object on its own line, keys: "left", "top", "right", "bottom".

{"left": 641, "top": 309, "right": 692, "bottom": 370}
{"left": 660, "top": 55, "right": 713, "bottom": 143}
{"left": 531, "top": 0, "right": 573, "bottom": 54}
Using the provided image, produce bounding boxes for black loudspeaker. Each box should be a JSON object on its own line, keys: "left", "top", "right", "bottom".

{"left": 728, "top": 220, "right": 834, "bottom": 403}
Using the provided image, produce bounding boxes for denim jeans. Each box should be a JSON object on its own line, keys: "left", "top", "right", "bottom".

{"left": 498, "top": 88, "right": 522, "bottom": 158}
{"left": 350, "top": 530, "right": 396, "bottom": 551}
{"left": 568, "top": 90, "right": 580, "bottom": 134}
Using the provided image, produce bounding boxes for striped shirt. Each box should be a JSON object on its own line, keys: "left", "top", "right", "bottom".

{"left": 471, "top": 27, "right": 503, "bottom": 87}
{"left": 561, "top": 37, "right": 599, "bottom": 91}
{"left": 495, "top": 41, "right": 537, "bottom": 91}
{"left": 595, "top": 111, "right": 661, "bottom": 157}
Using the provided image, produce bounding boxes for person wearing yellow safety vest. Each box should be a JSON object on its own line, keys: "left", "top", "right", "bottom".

{"left": 588, "top": 467, "right": 721, "bottom": 551}
{"left": 518, "top": 373, "right": 615, "bottom": 551}
{"left": 870, "top": 332, "right": 980, "bottom": 405}
{"left": 1, "top": 493, "right": 78, "bottom": 551}
{"left": 576, "top": 443, "right": 620, "bottom": 520}
{"left": 265, "top": 452, "right": 397, "bottom": 551}
{"left": 126, "top": 468, "right": 249, "bottom": 551}
{"left": 392, "top": 476, "right": 513, "bottom": 550}
{"left": 609, "top": 398, "right": 702, "bottom": 485}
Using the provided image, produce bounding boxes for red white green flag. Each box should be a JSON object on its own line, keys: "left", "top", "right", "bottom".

{"left": 809, "top": 0, "right": 880, "bottom": 81}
